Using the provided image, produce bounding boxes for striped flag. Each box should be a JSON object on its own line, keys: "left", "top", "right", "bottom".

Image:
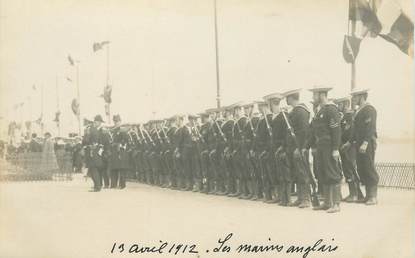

{"left": 375, "top": 0, "right": 413, "bottom": 55}
{"left": 344, "top": 0, "right": 413, "bottom": 60}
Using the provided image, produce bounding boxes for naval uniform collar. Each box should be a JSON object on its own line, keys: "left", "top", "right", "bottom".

{"left": 294, "top": 103, "right": 310, "bottom": 113}
{"left": 355, "top": 102, "right": 371, "bottom": 116}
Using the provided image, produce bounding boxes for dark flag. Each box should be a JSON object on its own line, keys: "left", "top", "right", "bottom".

{"left": 377, "top": 9, "right": 413, "bottom": 56}
{"left": 99, "top": 84, "right": 112, "bottom": 104}
{"left": 66, "top": 77, "right": 73, "bottom": 83}
{"left": 54, "top": 111, "right": 61, "bottom": 123}
{"left": 93, "top": 41, "right": 110, "bottom": 52}
{"left": 68, "top": 55, "right": 75, "bottom": 66}
{"left": 343, "top": 35, "right": 363, "bottom": 63}
{"left": 71, "top": 98, "right": 80, "bottom": 116}
{"left": 345, "top": 0, "right": 413, "bottom": 60}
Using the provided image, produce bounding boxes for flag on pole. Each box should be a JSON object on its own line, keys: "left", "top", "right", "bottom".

{"left": 343, "top": 35, "right": 363, "bottom": 63}
{"left": 66, "top": 76, "right": 73, "bottom": 83}
{"left": 344, "top": 0, "right": 413, "bottom": 62}
{"left": 99, "top": 84, "right": 112, "bottom": 103}
{"left": 53, "top": 111, "right": 61, "bottom": 123}
{"left": 68, "top": 55, "right": 75, "bottom": 66}
{"left": 375, "top": 0, "right": 413, "bottom": 55}
{"left": 71, "top": 98, "right": 80, "bottom": 116}
{"left": 93, "top": 41, "right": 110, "bottom": 52}
{"left": 32, "top": 85, "right": 36, "bottom": 91}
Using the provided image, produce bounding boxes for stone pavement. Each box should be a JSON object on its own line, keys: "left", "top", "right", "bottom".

{"left": 0, "top": 175, "right": 414, "bottom": 258}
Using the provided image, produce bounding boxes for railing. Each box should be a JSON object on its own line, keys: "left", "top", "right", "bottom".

{"left": 0, "top": 151, "right": 73, "bottom": 181}
{"left": 377, "top": 162, "right": 415, "bottom": 189}
{"left": 1, "top": 153, "right": 414, "bottom": 190}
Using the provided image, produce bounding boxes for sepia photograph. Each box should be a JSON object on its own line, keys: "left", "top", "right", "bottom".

{"left": 0, "top": 0, "right": 414, "bottom": 257}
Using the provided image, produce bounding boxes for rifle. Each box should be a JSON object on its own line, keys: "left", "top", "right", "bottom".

{"left": 160, "top": 120, "right": 171, "bottom": 144}
{"left": 247, "top": 115, "right": 256, "bottom": 138}
{"left": 339, "top": 147, "right": 364, "bottom": 199}
{"left": 137, "top": 126, "right": 148, "bottom": 145}
{"left": 213, "top": 118, "right": 227, "bottom": 142}
{"left": 281, "top": 110, "right": 320, "bottom": 207}
{"left": 140, "top": 125, "right": 155, "bottom": 146}
{"left": 262, "top": 112, "right": 273, "bottom": 138}
{"left": 193, "top": 122, "right": 205, "bottom": 144}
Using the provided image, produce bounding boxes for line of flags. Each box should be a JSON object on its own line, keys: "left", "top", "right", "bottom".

{"left": 343, "top": 0, "right": 413, "bottom": 63}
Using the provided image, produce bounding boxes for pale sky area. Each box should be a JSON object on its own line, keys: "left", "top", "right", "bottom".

{"left": 0, "top": 0, "right": 414, "bottom": 141}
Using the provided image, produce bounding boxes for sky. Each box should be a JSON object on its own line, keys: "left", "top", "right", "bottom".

{"left": 0, "top": 0, "right": 413, "bottom": 140}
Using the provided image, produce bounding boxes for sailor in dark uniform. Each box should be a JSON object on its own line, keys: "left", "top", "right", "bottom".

{"left": 263, "top": 93, "right": 287, "bottom": 204}
{"left": 282, "top": 89, "right": 311, "bottom": 208}
{"left": 256, "top": 101, "right": 276, "bottom": 203}
{"left": 335, "top": 97, "right": 362, "bottom": 202}
{"left": 346, "top": 89, "right": 379, "bottom": 205}
{"left": 231, "top": 101, "right": 251, "bottom": 199}
{"left": 309, "top": 87, "right": 343, "bottom": 213}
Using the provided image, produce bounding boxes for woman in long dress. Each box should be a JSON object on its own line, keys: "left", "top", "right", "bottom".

{"left": 40, "top": 132, "right": 59, "bottom": 174}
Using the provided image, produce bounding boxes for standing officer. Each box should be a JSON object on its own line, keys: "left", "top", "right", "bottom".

{"left": 335, "top": 97, "right": 362, "bottom": 202}
{"left": 205, "top": 108, "right": 223, "bottom": 194}
{"left": 82, "top": 115, "right": 110, "bottom": 192}
{"left": 232, "top": 101, "right": 250, "bottom": 199}
{"left": 222, "top": 106, "right": 236, "bottom": 196}
{"left": 256, "top": 101, "right": 275, "bottom": 203}
{"left": 282, "top": 89, "right": 311, "bottom": 208}
{"left": 199, "top": 111, "right": 213, "bottom": 193}
{"left": 244, "top": 102, "right": 263, "bottom": 200}
{"left": 309, "top": 87, "right": 342, "bottom": 213}
{"left": 211, "top": 108, "right": 227, "bottom": 195}
{"left": 263, "top": 93, "right": 287, "bottom": 204}
{"left": 188, "top": 114, "right": 203, "bottom": 191}
{"left": 346, "top": 89, "right": 379, "bottom": 205}
{"left": 175, "top": 114, "right": 193, "bottom": 191}
{"left": 109, "top": 114, "right": 131, "bottom": 189}
{"left": 163, "top": 116, "right": 177, "bottom": 188}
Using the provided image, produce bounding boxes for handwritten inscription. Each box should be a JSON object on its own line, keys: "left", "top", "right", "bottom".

{"left": 110, "top": 233, "right": 338, "bottom": 257}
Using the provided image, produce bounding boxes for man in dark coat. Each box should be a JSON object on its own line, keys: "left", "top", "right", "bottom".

{"left": 199, "top": 111, "right": 214, "bottom": 193}
{"left": 82, "top": 115, "right": 110, "bottom": 192}
{"left": 29, "top": 133, "right": 42, "bottom": 152}
{"left": 347, "top": 89, "right": 379, "bottom": 205}
{"left": 231, "top": 101, "right": 250, "bottom": 199}
{"left": 221, "top": 106, "right": 236, "bottom": 196}
{"left": 263, "top": 93, "right": 288, "bottom": 205}
{"left": 335, "top": 97, "right": 362, "bottom": 202}
{"left": 243, "top": 102, "right": 263, "bottom": 200}
{"left": 309, "top": 87, "right": 343, "bottom": 213}
{"left": 109, "top": 115, "right": 131, "bottom": 189}
{"left": 256, "top": 101, "right": 275, "bottom": 203}
{"left": 282, "top": 89, "right": 311, "bottom": 208}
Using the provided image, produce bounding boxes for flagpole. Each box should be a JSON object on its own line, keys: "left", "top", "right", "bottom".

{"left": 213, "top": 0, "right": 221, "bottom": 108}
{"left": 106, "top": 43, "right": 111, "bottom": 124}
{"left": 40, "top": 84, "right": 44, "bottom": 135}
{"left": 56, "top": 75, "right": 61, "bottom": 137}
{"left": 350, "top": 0, "right": 356, "bottom": 91}
{"left": 76, "top": 62, "right": 82, "bottom": 136}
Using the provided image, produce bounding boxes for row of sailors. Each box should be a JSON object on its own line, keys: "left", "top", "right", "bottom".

{"left": 83, "top": 87, "right": 378, "bottom": 213}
